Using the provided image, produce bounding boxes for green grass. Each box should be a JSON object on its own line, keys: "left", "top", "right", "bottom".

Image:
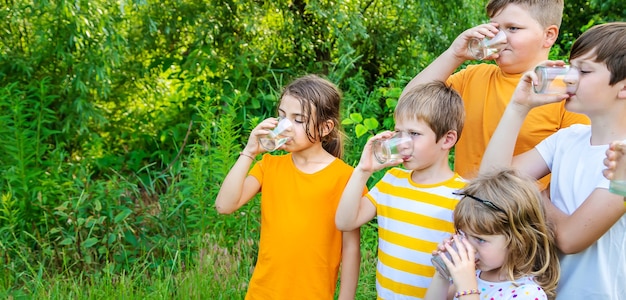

{"left": 0, "top": 223, "right": 379, "bottom": 299}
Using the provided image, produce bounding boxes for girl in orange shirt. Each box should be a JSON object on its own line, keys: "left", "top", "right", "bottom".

{"left": 215, "top": 74, "right": 360, "bottom": 300}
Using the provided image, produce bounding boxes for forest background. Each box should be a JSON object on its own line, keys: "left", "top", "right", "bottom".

{"left": 1, "top": 0, "right": 624, "bottom": 299}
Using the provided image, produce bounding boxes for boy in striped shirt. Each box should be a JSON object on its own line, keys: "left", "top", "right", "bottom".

{"left": 336, "top": 81, "right": 466, "bottom": 299}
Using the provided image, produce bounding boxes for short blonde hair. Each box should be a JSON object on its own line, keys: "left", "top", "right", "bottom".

{"left": 486, "top": 0, "right": 564, "bottom": 29}
{"left": 394, "top": 81, "right": 464, "bottom": 143}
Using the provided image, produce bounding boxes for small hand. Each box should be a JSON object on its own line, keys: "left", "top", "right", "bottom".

{"left": 450, "top": 23, "right": 501, "bottom": 60}
{"left": 243, "top": 117, "right": 279, "bottom": 155}
{"left": 603, "top": 140, "right": 626, "bottom": 180}
{"left": 440, "top": 234, "right": 478, "bottom": 292}
{"left": 356, "top": 131, "right": 403, "bottom": 173}
{"left": 509, "top": 60, "right": 571, "bottom": 112}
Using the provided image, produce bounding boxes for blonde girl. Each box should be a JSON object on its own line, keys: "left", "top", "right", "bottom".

{"left": 425, "top": 168, "right": 560, "bottom": 300}
{"left": 215, "top": 74, "right": 360, "bottom": 300}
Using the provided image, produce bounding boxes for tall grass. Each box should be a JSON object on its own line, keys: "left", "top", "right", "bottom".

{"left": 0, "top": 227, "right": 379, "bottom": 299}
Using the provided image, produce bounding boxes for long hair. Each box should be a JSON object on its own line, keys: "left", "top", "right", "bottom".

{"left": 453, "top": 168, "right": 560, "bottom": 299}
{"left": 279, "top": 74, "right": 344, "bottom": 158}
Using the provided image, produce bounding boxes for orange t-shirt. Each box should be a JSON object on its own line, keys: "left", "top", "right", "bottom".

{"left": 447, "top": 64, "right": 590, "bottom": 187}
{"left": 246, "top": 153, "right": 356, "bottom": 300}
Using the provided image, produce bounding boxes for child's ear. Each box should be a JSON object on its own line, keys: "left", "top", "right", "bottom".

{"left": 617, "top": 80, "right": 626, "bottom": 100}
{"left": 321, "top": 119, "right": 335, "bottom": 137}
{"left": 441, "top": 130, "right": 458, "bottom": 150}
{"left": 544, "top": 25, "right": 559, "bottom": 48}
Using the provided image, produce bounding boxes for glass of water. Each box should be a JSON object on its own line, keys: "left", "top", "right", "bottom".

{"left": 533, "top": 65, "right": 579, "bottom": 95}
{"left": 372, "top": 131, "right": 414, "bottom": 164}
{"left": 258, "top": 117, "right": 294, "bottom": 151}
{"left": 468, "top": 30, "right": 507, "bottom": 60}
{"left": 431, "top": 232, "right": 465, "bottom": 282}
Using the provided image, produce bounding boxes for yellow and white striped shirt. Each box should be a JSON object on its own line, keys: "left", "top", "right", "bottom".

{"left": 366, "top": 168, "right": 466, "bottom": 299}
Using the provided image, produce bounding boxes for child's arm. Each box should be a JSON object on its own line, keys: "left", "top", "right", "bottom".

{"left": 401, "top": 23, "right": 501, "bottom": 98}
{"left": 480, "top": 65, "right": 626, "bottom": 254}
{"left": 542, "top": 189, "right": 626, "bottom": 254}
{"left": 479, "top": 62, "right": 568, "bottom": 178}
{"left": 335, "top": 131, "right": 400, "bottom": 231}
{"left": 423, "top": 274, "right": 454, "bottom": 300}
{"left": 215, "top": 118, "right": 278, "bottom": 214}
{"left": 337, "top": 228, "right": 361, "bottom": 300}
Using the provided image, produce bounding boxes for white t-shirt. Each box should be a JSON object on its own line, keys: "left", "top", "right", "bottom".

{"left": 536, "top": 124, "right": 626, "bottom": 299}
{"left": 454, "top": 271, "right": 546, "bottom": 299}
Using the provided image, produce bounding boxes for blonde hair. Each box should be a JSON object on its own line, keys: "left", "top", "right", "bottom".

{"left": 394, "top": 81, "right": 465, "bottom": 143}
{"left": 454, "top": 168, "right": 560, "bottom": 299}
{"left": 486, "top": 0, "right": 564, "bottom": 29}
{"left": 280, "top": 74, "right": 345, "bottom": 158}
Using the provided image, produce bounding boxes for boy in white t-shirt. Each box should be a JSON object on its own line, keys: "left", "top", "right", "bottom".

{"left": 480, "top": 22, "right": 626, "bottom": 299}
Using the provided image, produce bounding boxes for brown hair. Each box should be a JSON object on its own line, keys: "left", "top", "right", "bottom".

{"left": 454, "top": 168, "right": 560, "bottom": 299}
{"left": 570, "top": 22, "right": 626, "bottom": 86}
{"left": 394, "top": 81, "right": 465, "bottom": 144}
{"left": 486, "top": 0, "right": 564, "bottom": 29}
{"left": 279, "top": 74, "right": 345, "bottom": 157}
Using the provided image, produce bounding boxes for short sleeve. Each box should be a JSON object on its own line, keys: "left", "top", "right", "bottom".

{"left": 535, "top": 130, "right": 559, "bottom": 171}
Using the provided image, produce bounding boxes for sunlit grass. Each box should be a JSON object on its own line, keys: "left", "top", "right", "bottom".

{"left": 1, "top": 225, "right": 379, "bottom": 299}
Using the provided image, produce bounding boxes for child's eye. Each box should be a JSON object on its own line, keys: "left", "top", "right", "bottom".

{"left": 474, "top": 237, "right": 486, "bottom": 244}
{"left": 579, "top": 70, "right": 591, "bottom": 74}
{"left": 507, "top": 27, "right": 520, "bottom": 32}
{"left": 294, "top": 119, "right": 305, "bottom": 124}
{"left": 409, "top": 131, "right": 420, "bottom": 137}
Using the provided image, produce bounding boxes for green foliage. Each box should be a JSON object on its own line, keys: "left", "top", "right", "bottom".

{"left": 0, "top": 0, "right": 618, "bottom": 297}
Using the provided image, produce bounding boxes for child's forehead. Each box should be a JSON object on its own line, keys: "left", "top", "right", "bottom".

{"left": 394, "top": 117, "right": 431, "bottom": 130}
{"left": 278, "top": 95, "right": 306, "bottom": 113}
{"left": 570, "top": 51, "right": 598, "bottom": 65}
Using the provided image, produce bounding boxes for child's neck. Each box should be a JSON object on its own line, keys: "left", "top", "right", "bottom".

{"left": 409, "top": 160, "right": 455, "bottom": 185}
{"left": 479, "top": 268, "right": 509, "bottom": 283}
{"left": 290, "top": 146, "right": 335, "bottom": 174}
{"left": 589, "top": 109, "right": 626, "bottom": 145}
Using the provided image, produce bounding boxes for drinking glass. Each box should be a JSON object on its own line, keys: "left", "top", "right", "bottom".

{"left": 468, "top": 30, "right": 507, "bottom": 60}
{"left": 609, "top": 140, "right": 626, "bottom": 197}
{"left": 533, "top": 66, "right": 579, "bottom": 95}
{"left": 431, "top": 238, "right": 461, "bottom": 282}
{"left": 372, "top": 132, "right": 414, "bottom": 164}
{"left": 258, "top": 118, "right": 293, "bottom": 151}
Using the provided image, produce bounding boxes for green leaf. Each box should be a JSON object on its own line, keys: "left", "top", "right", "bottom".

{"left": 114, "top": 208, "right": 133, "bottom": 224}
{"left": 363, "top": 118, "right": 379, "bottom": 131}
{"left": 355, "top": 124, "right": 368, "bottom": 138}
{"left": 384, "top": 87, "right": 402, "bottom": 99}
{"left": 59, "top": 238, "right": 74, "bottom": 246}
{"left": 341, "top": 118, "right": 355, "bottom": 125}
{"left": 385, "top": 98, "right": 398, "bottom": 110}
{"left": 349, "top": 113, "right": 363, "bottom": 123}
{"left": 81, "top": 237, "right": 99, "bottom": 248}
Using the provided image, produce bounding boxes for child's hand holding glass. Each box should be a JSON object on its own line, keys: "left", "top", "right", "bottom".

{"left": 432, "top": 233, "right": 478, "bottom": 291}
{"left": 243, "top": 117, "right": 294, "bottom": 157}
{"left": 356, "top": 131, "right": 413, "bottom": 173}
{"left": 258, "top": 117, "right": 294, "bottom": 151}
{"left": 448, "top": 23, "right": 504, "bottom": 61}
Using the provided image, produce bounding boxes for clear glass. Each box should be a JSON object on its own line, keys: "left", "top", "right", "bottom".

{"left": 467, "top": 30, "right": 507, "bottom": 60}
{"left": 533, "top": 66, "right": 579, "bottom": 95}
{"left": 609, "top": 140, "right": 626, "bottom": 197}
{"left": 371, "top": 132, "right": 414, "bottom": 164}
{"left": 431, "top": 237, "right": 462, "bottom": 282}
{"left": 258, "top": 118, "right": 293, "bottom": 151}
